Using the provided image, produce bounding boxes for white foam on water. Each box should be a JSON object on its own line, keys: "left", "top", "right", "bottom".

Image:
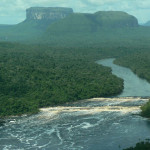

{"left": 56, "top": 130, "right": 63, "bottom": 145}
{"left": 37, "top": 141, "right": 52, "bottom": 149}
{"left": 46, "top": 128, "right": 55, "bottom": 135}
{"left": 1, "top": 97, "right": 149, "bottom": 150}
{"left": 40, "top": 106, "right": 143, "bottom": 118}
{"left": 40, "top": 98, "right": 148, "bottom": 118}
{"left": 81, "top": 122, "right": 94, "bottom": 129}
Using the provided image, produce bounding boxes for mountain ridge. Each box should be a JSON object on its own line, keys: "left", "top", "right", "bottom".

{"left": 0, "top": 7, "right": 139, "bottom": 42}
{"left": 45, "top": 11, "right": 138, "bottom": 35}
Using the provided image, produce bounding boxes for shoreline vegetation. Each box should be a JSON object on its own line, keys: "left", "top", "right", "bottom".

{"left": 123, "top": 141, "right": 150, "bottom": 150}
{"left": 141, "top": 100, "right": 150, "bottom": 118}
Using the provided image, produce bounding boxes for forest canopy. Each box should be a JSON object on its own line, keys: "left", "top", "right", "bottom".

{"left": 0, "top": 42, "right": 124, "bottom": 117}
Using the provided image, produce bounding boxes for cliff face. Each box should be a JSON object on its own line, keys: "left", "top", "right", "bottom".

{"left": 25, "top": 8, "right": 138, "bottom": 29}
{"left": 26, "top": 7, "right": 73, "bottom": 21}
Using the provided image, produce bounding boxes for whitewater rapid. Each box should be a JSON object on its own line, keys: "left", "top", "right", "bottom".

{"left": 1, "top": 97, "right": 150, "bottom": 150}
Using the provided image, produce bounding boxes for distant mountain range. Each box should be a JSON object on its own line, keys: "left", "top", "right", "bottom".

{"left": 0, "top": 7, "right": 142, "bottom": 42}
{"left": 46, "top": 11, "right": 138, "bottom": 35}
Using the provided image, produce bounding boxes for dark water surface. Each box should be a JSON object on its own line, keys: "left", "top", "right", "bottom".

{"left": 1, "top": 58, "right": 150, "bottom": 150}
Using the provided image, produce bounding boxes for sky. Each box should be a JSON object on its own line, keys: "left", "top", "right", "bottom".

{"left": 0, "top": 0, "right": 150, "bottom": 24}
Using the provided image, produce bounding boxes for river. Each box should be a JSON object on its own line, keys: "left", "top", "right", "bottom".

{"left": 97, "top": 58, "right": 150, "bottom": 97}
{"left": 0, "top": 58, "right": 150, "bottom": 150}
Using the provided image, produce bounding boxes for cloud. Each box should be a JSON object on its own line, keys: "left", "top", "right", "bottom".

{"left": 0, "top": 0, "right": 150, "bottom": 24}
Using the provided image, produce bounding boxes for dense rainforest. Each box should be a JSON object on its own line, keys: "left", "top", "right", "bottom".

{"left": 123, "top": 141, "right": 150, "bottom": 150}
{"left": 1, "top": 28, "right": 150, "bottom": 118}
{"left": 0, "top": 42, "right": 125, "bottom": 117}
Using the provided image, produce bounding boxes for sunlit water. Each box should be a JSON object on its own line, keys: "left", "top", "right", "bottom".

{"left": 1, "top": 59, "right": 150, "bottom": 150}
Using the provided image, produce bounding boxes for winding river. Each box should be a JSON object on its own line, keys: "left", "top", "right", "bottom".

{"left": 97, "top": 58, "right": 150, "bottom": 97}
{"left": 1, "top": 58, "right": 150, "bottom": 150}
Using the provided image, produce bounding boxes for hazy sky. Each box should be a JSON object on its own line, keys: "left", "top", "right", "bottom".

{"left": 0, "top": 0, "right": 150, "bottom": 24}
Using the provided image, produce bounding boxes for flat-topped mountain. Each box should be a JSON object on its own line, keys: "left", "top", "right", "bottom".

{"left": 26, "top": 7, "right": 73, "bottom": 21}
{"left": 94, "top": 11, "right": 138, "bottom": 27}
{"left": 0, "top": 7, "right": 139, "bottom": 42}
{"left": 46, "top": 11, "right": 138, "bottom": 35}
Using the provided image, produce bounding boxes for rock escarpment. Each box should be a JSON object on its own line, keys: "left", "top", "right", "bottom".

{"left": 25, "top": 7, "right": 138, "bottom": 29}
{"left": 26, "top": 7, "right": 73, "bottom": 21}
